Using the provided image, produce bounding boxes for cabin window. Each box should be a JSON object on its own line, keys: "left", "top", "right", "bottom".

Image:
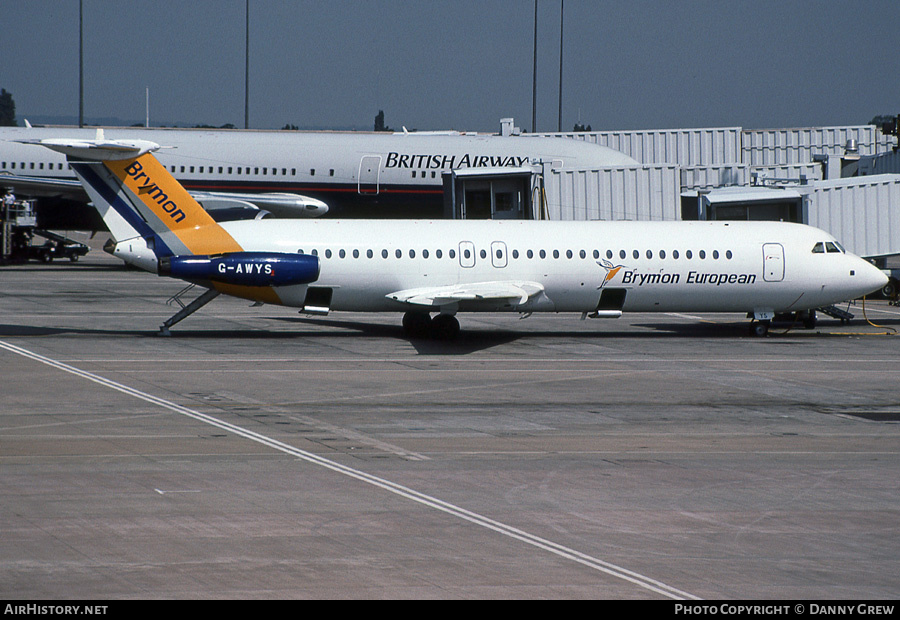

{"left": 540, "top": 250, "right": 546, "bottom": 259}
{"left": 619, "top": 250, "right": 626, "bottom": 259}
{"left": 593, "top": 250, "right": 599, "bottom": 259}
{"left": 606, "top": 250, "right": 613, "bottom": 259}
{"left": 366, "top": 249, "right": 373, "bottom": 258}
{"left": 553, "top": 250, "right": 560, "bottom": 259}
{"left": 566, "top": 250, "right": 573, "bottom": 259}
{"left": 632, "top": 250, "right": 639, "bottom": 259}
{"left": 325, "top": 249, "right": 332, "bottom": 258}
{"left": 712, "top": 250, "right": 719, "bottom": 259}
{"left": 311, "top": 249, "right": 318, "bottom": 256}
{"left": 726, "top": 250, "right": 733, "bottom": 259}
{"left": 310, "top": 169, "right": 316, "bottom": 176}
{"left": 395, "top": 249, "right": 402, "bottom": 258}
{"left": 353, "top": 249, "right": 359, "bottom": 258}
{"left": 512, "top": 249, "right": 519, "bottom": 259}
{"left": 686, "top": 250, "right": 693, "bottom": 259}
{"left": 480, "top": 249, "right": 487, "bottom": 259}
{"left": 339, "top": 249, "right": 346, "bottom": 258}
{"left": 410, "top": 249, "right": 416, "bottom": 258}
{"left": 436, "top": 249, "right": 443, "bottom": 259}
{"left": 646, "top": 250, "right": 653, "bottom": 259}
{"left": 660, "top": 250, "right": 666, "bottom": 259}
{"left": 673, "top": 250, "right": 679, "bottom": 259}
{"left": 527, "top": 250, "right": 534, "bottom": 259}
{"left": 423, "top": 249, "right": 429, "bottom": 259}
{"left": 699, "top": 250, "right": 706, "bottom": 259}
{"left": 382, "top": 249, "right": 388, "bottom": 259}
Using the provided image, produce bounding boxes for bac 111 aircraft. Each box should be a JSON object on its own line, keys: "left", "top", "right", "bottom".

{"left": 21, "top": 133, "right": 887, "bottom": 338}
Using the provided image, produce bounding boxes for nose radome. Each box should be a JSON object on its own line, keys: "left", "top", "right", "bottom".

{"left": 853, "top": 258, "right": 889, "bottom": 296}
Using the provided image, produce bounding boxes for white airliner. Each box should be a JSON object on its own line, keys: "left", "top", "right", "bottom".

{"left": 25, "top": 134, "right": 887, "bottom": 338}
{"left": 0, "top": 124, "right": 636, "bottom": 227}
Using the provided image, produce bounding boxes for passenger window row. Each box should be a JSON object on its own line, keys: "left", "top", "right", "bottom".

{"left": 166, "top": 165, "right": 333, "bottom": 177}
{"left": 297, "top": 247, "right": 736, "bottom": 261}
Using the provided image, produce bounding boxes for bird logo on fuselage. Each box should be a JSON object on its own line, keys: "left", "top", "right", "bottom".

{"left": 597, "top": 258, "right": 625, "bottom": 289}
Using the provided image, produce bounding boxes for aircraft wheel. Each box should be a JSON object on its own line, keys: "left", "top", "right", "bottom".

{"left": 750, "top": 321, "right": 770, "bottom": 337}
{"left": 402, "top": 311, "right": 432, "bottom": 338}
{"left": 801, "top": 310, "right": 816, "bottom": 329}
{"left": 430, "top": 314, "right": 460, "bottom": 341}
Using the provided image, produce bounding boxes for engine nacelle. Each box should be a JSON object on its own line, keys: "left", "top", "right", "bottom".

{"left": 159, "top": 252, "right": 320, "bottom": 287}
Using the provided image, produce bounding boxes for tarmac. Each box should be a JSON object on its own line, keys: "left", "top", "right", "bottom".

{"left": 2, "top": 240, "right": 900, "bottom": 599}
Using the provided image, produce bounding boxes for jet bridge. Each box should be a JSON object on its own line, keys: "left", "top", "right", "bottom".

{"left": 442, "top": 167, "right": 539, "bottom": 220}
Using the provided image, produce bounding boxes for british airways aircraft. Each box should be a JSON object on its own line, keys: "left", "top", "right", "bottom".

{"left": 0, "top": 124, "right": 636, "bottom": 228}
{"left": 23, "top": 134, "right": 887, "bottom": 338}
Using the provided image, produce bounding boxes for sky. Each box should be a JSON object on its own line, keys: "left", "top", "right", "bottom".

{"left": 2, "top": 0, "right": 899, "bottom": 133}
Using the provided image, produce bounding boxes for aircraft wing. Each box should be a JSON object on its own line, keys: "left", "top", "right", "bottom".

{"left": 0, "top": 173, "right": 86, "bottom": 199}
{"left": 387, "top": 281, "right": 545, "bottom": 308}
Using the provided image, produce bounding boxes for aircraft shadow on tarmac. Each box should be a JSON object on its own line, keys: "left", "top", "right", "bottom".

{"left": 1, "top": 313, "right": 894, "bottom": 354}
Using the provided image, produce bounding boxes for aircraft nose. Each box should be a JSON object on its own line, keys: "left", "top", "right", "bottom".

{"left": 853, "top": 257, "right": 889, "bottom": 296}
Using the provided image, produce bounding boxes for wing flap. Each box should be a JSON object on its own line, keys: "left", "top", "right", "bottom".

{"left": 387, "top": 281, "right": 545, "bottom": 308}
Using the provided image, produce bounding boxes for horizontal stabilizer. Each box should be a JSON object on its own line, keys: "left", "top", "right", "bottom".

{"left": 16, "top": 129, "right": 161, "bottom": 161}
{"left": 387, "top": 281, "right": 545, "bottom": 307}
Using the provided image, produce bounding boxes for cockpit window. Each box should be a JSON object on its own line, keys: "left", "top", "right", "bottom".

{"left": 812, "top": 242, "right": 825, "bottom": 253}
{"left": 825, "top": 241, "right": 842, "bottom": 253}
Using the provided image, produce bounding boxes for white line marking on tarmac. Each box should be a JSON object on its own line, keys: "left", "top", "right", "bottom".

{"left": 0, "top": 338, "right": 700, "bottom": 600}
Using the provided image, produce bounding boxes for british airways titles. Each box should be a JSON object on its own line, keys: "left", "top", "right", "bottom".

{"left": 384, "top": 152, "right": 531, "bottom": 170}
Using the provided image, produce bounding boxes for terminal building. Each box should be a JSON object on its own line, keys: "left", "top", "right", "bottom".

{"left": 443, "top": 119, "right": 900, "bottom": 296}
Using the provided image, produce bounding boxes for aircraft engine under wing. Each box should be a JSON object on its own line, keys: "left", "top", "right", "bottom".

{"left": 387, "top": 281, "right": 546, "bottom": 309}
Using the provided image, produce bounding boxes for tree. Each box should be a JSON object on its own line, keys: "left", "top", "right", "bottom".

{"left": 374, "top": 110, "right": 391, "bottom": 132}
{"left": 0, "top": 89, "right": 16, "bottom": 127}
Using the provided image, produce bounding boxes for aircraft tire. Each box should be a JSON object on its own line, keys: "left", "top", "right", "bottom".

{"left": 402, "top": 311, "right": 432, "bottom": 339}
{"left": 430, "top": 314, "right": 460, "bottom": 341}
{"left": 750, "top": 321, "right": 770, "bottom": 337}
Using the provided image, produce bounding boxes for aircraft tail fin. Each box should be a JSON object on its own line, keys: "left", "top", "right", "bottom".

{"left": 29, "top": 134, "right": 242, "bottom": 257}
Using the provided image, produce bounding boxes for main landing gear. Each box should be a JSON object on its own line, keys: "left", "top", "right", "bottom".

{"left": 402, "top": 311, "right": 460, "bottom": 340}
